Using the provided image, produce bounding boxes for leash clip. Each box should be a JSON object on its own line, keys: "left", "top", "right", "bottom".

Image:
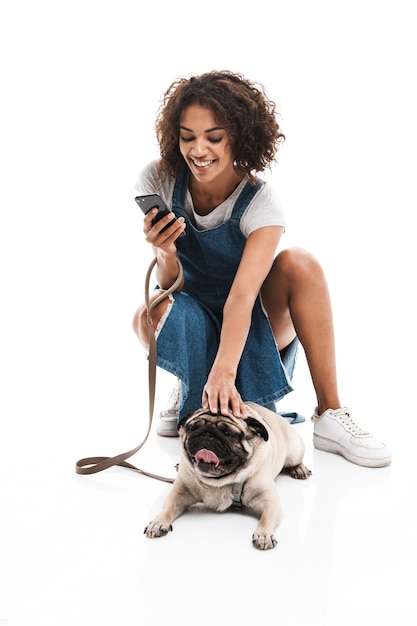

{"left": 231, "top": 482, "right": 244, "bottom": 509}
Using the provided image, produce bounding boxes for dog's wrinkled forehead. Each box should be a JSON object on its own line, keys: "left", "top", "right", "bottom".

{"left": 179, "top": 406, "right": 269, "bottom": 441}
{"left": 181, "top": 408, "right": 245, "bottom": 432}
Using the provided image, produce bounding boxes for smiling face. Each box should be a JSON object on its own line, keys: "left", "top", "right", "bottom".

{"left": 179, "top": 105, "right": 236, "bottom": 186}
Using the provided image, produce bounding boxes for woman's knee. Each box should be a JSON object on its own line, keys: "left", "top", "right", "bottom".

{"left": 263, "top": 247, "right": 325, "bottom": 305}
{"left": 275, "top": 247, "right": 324, "bottom": 281}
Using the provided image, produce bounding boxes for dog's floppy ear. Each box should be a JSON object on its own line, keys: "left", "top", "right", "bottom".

{"left": 244, "top": 417, "right": 269, "bottom": 441}
{"left": 177, "top": 413, "right": 191, "bottom": 430}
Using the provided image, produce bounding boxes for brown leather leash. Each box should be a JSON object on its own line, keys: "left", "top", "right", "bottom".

{"left": 75, "top": 256, "right": 183, "bottom": 483}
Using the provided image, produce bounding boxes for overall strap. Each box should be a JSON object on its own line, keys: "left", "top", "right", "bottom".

{"left": 171, "top": 166, "right": 190, "bottom": 212}
{"left": 230, "top": 177, "right": 263, "bottom": 225}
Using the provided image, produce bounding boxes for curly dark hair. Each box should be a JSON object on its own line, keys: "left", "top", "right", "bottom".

{"left": 154, "top": 70, "right": 285, "bottom": 179}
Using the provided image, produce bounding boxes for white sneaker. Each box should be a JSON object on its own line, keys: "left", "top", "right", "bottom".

{"left": 312, "top": 407, "right": 391, "bottom": 468}
{"left": 157, "top": 381, "right": 180, "bottom": 437}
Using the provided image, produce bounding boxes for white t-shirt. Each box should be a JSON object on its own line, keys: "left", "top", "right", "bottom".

{"left": 135, "top": 160, "right": 286, "bottom": 238}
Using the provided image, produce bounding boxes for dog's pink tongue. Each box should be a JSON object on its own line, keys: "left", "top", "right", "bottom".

{"left": 195, "top": 448, "right": 220, "bottom": 467}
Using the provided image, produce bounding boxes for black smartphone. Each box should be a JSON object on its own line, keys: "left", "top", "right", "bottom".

{"left": 135, "top": 193, "right": 185, "bottom": 236}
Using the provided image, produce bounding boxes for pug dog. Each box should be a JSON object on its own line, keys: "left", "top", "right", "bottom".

{"left": 144, "top": 402, "right": 311, "bottom": 550}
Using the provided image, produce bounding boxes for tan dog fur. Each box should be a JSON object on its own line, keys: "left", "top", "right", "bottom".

{"left": 144, "top": 402, "right": 311, "bottom": 550}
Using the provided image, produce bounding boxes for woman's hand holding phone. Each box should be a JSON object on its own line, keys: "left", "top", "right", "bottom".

{"left": 136, "top": 194, "right": 185, "bottom": 290}
{"left": 135, "top": 194, "right": 185, "bottom": 248}
{"left": 144, "top": 208, "right": 185, "bottom": 249}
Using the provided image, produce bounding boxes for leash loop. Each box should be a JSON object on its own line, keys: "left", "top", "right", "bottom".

{"left": 75, "top": 256, "right": 184, "bottom": 483}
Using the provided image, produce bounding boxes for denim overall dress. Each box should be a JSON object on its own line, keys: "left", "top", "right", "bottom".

{"left": 154, "top": 166, "right": 300, "bottom": 421}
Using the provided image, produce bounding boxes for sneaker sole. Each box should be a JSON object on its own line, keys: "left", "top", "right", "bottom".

{"left": 157, "top": 410, "right": 179, "bottom": 437}
{"left": 313, "top": 434, "right": 392, "bottom": 468}
{"left": 156, "top": 428, "right": 179, "bottom": 437}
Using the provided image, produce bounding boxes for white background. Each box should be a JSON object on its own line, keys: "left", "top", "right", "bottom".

{"left": 1, "top": 1, "right": 416, "bottom": 625}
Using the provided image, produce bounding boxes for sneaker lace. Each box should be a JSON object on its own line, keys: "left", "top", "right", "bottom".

{"left": 168, "top": 380, "right": 180, "bottom": 410}
{"left": 335, "top": 409, "right": 369, "bottom": 436}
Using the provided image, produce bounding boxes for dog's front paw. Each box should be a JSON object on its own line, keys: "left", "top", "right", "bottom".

{"left": 144, "top": 519, "right": 173, "bottom": 539}
{"left": 289, "top": 462, "right": 312, "bottom": 480}
{"left": 252, "top": 531, "right": 277, "bottom": 550}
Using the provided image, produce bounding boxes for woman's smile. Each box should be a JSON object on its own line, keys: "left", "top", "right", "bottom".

{"left": 179, "top": 105, "right": 235, "bottom": 185}
{"left": 190, "top": 158, "right": 216, "bottom": 170}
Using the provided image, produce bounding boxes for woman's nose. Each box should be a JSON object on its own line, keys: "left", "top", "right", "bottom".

{"left": 192, "top": 138, "right": 207, "bottom": 156}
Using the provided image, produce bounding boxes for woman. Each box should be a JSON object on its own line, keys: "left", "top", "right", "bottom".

{"left": 133, "top": 70, "right": 390, "bottom": 468}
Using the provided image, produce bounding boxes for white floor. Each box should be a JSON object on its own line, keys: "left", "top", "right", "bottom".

{"left": 2, "top": 349, "right": 416, "bottom": 626}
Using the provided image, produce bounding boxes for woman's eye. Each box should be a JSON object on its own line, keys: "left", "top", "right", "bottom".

{"left": 180, "top": 135, "right": 223, "bottom": 144}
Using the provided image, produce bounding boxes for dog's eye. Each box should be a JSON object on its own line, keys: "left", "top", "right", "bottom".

{"left": 187, "top": 418, "right": 207, "bottom": 431}
{"left": 217, "top": 423, "right": 240, "bottom": 438}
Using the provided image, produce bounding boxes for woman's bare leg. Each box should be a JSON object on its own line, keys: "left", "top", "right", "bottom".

{"left": 261, "top": 247, "right": 340, "bottom": 414}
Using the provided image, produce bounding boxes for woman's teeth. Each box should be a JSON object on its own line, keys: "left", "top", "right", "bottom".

{"left": 192, "top": 159, "right": 214, "bottom": 167}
